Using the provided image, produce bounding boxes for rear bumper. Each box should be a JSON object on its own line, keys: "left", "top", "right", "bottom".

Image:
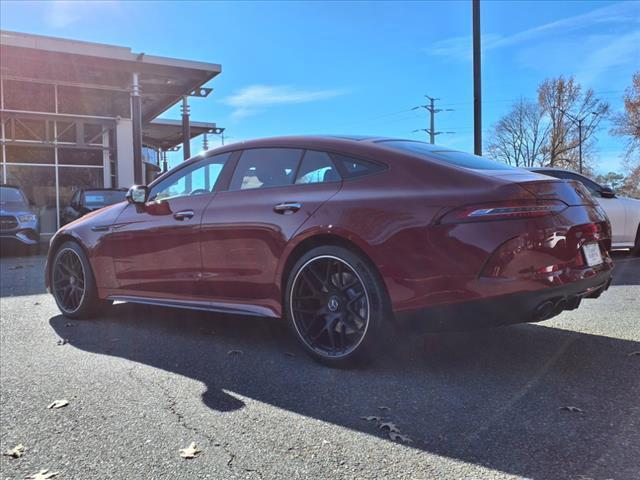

{"left": 396, "top": 267, "right": 613, "bottom": 333}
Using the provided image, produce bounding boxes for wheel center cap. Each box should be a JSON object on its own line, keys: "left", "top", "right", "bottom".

{"left": 70, "top": 276, "right": 76, "bottom": 285}
{"left": 327, "top": 296, "right": 340, "bottom": 312}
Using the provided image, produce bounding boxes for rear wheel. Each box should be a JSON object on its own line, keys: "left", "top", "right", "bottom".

{"left": 285, "top": 246, "right": 392, "bottom": 366}
{"left": 51, "top": 241, "right": 109, "bottom": 318}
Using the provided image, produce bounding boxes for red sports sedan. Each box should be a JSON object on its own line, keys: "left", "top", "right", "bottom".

{"left": 46, "top": 136, "right": 613, "bottom": 365}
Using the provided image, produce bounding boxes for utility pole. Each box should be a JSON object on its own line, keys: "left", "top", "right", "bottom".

{"left": 472, "top": 0, "right": 482, "bottom": 156}
{"left": 558, "top": 109, "right": 599, "bottom": 174}
{"left": 412, "top": 95, "right": 453, "bottom": 144}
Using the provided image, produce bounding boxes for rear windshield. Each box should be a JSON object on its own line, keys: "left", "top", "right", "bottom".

{"left": 0, "top": 187, "right": 27, "bottom": 204}
{"left": 83, "top": 190, "right": 126, "bottom": 208}
{"left": 379, "top": 140, "right": 514, "bottom": 170}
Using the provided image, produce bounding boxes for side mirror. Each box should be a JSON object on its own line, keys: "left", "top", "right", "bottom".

{"left": 126, "top": 185, "right": 149, "bottom": 204}
{"left": 600, "top": 186, "right": 616, "bottom": 198}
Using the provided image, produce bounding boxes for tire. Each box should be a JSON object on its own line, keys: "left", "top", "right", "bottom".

{"left": 51, "top": 241, "right": 109, "bottom": 319}
{"left": 632, "top": 225, "right": 640, "bottom": 257}
{"left": 284, "top": 245, "right": 392, "bottom": 367}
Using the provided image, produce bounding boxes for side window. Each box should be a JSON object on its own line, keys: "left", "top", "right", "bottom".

{"left": 229, "top": 148, "right": 302, "bottom": 191}
{"left": 295, "top": 150, "right": 341, "bottom": 184}
{"left": 560, "top": 172, "right": 600, "bottom": 195}
{"left": 149, "top": 152, "right": 230, "bottom": 201}
{"left": 332, "top": 154, "right": 387, "bottom": 178}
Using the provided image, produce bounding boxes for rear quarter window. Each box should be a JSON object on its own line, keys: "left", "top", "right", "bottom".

{"left": 331, "top": 154, "right": 387, "bottom": 178}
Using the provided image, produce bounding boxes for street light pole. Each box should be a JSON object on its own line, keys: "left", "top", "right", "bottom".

{"left": 472, "top": 0, "right": 482, "bottom": 156}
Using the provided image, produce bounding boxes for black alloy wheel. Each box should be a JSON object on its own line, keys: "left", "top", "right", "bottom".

{"left": 290, "top": 255, "right": 370, "bottom": 358}
{"left": 53, "top": 247, "right": 86, "bottom": 314}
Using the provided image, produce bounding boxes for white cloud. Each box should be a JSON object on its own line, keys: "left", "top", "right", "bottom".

{"left": 223, "top": 85, "right": 348, "bottom": 120}
{"left": 46, "top": 1, "right": 119, "bottom": 28}
{"left": 425, "top": 1, "right": 639, "bottom": 61}
{"left": 576, "top": 30, "right": 640, "bottom": 86}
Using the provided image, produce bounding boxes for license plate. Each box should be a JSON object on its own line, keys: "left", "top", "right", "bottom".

{"left": 583, "top": 242, "right": 603, "bottom": 267}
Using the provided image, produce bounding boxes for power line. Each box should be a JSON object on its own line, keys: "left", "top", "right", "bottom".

{"left": 412, "top": 95, "right": 455, "bottom": 144}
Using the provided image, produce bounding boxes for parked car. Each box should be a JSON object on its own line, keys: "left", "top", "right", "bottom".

{"left": 61, "top": 188, "right": 127, "bottom": 225}
{"left": 528, "top": 168, "right": 640, "bottom": 254}
{"left": 0, "top": 184, "right": 40, "bottom": 248}
{"left": 46, "top": 136, "right": 613, "bottom": 366}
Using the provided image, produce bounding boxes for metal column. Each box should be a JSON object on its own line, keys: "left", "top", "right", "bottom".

{"left": 131, "top": 72, "right": 143, "bottom": 184}
{"left": 181, "top": 96, "right": 191, "bottom": 160}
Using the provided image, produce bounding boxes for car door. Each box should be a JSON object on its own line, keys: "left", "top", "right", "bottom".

{"left": 107, "top": 152, "right": 230, "bottom": 300}
{"left": 200, "top": 148, "right": 342, "bottom": 315}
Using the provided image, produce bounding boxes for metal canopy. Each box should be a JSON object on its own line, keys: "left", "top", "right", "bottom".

{"left": 0, "top": 30, "right": 222, "bottom": 122}
{"left": 143, "top": 118, "right": 221, "bottom": 150}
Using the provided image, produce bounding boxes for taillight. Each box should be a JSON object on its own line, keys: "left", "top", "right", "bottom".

{"left": 439, "top": 200, "right": 567, "bottom": 224}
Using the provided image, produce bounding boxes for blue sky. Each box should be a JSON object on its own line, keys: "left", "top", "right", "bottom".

{"left": 1, "top": 0, "right": 638, "bottom": 171}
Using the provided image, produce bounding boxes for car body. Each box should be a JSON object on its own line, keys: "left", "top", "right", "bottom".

{"left": 0, "top": 184, "right": 40, "bottom": 247}
{"left": 46, "top": 136, "right": 613, "bottom": 365}
{"left": 61, "top": 188, "right": 127, "bottom": 225}
{"left": 529, "top": 167, "right": 640, "bottom": 252}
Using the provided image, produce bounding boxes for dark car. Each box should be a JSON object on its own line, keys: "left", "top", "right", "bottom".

{"left": 46, "top": 136, "right": 613, "bottom": 366}
{"left": 0, "top": 184, "right": 40, "bottom": 248}
{"left": 61, "top": 188, "right": 127, "bottom": 225}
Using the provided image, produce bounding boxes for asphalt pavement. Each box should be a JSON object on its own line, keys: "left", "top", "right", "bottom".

{"left": 1, "top": 249, "right": 638, "bottom": 480}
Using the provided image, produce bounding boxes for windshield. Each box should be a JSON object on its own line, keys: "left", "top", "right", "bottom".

{"left": 379, "top": 140, "right": 514, "bottom": 170}
{"left": 0, "top": 187, "right": 27, "bottom": 205}
{"left": 82, "top": 190, "right": 126, "bottom": 208}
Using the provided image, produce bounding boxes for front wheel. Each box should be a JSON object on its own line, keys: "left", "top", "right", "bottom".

{"left": 285, "top": 246, "right": 392, "bottom": 367}
{"left": 51, "top": 241, "right": 109, "bottom": 318}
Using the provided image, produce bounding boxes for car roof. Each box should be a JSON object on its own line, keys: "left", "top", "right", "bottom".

{"left": 0, "top": 184, "right": 22, "bottom": 189}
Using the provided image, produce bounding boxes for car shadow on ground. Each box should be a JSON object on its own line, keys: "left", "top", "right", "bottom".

{"left": 50, "top": 301, "right": 640, "bottom": 480}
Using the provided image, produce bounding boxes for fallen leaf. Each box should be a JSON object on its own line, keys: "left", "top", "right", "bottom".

{"left": 56, "top": 339, "right": 68, "bottom": 346}
{"left": 47, "top": 399, "right": 69, "bottom": 409}
{"left": 179, "top": 442, "right": 202, "bottom": 459}
{"left": 3, "top": 444, "right": 25, "bottom": 458}
{"left": 388, "top": 432, "right": 413, "bottom": 443}
{"left": 627, "top": 351, "right": 640, "bottom": 357}
{"left": 378, "top": 422, "right": 400, "bottom": 433}
{"left": 378, "top": 406, "right": 390, "bottom": 411}
{"left": 26, "top": 469, "right": 59, "bottom": 480}
{"left": 33, "top": 302, "right": 40, "bottom": 306}
{"left": 227, "top": 350, "right": 243, "bottom": 355}
{"left": 284, "top": 352, "right": 296, "bottom": 357}
{"left": 360, "top": 416, "right": 381, "bottom": 422}
{"left": 560, "top": 406, "right": 584, "bottom": 413}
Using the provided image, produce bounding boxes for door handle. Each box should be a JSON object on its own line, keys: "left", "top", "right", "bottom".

{"left": 173, "top": 210, "right": 195, "bottom": 220}
{"left": 273, "top": 202, "right": 302, "bottom": 214}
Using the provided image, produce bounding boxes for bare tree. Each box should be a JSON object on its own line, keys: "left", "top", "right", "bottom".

{"left": 487, "top": 99, "right": 549, "bottom": 167}
{"left": 610, "top": 71, "right": 640, "bottom": 161}
{"left": 537, "top": 76, "right": 609, "bottom": 170}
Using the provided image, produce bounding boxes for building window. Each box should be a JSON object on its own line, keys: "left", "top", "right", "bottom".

{"left": 6, "top": 165, "right": 57, "bottom": 234}
{"left": 58, "top": 148, "right": 103, "bottom": 166}
{"left": 57, "top": 85, "right": 131, "bottom": 118}
{"left": 5, "top": 145, "right": 55, "bottom": 164}
{"left": 3, "top": 80, "right": 55, "bottom": 112}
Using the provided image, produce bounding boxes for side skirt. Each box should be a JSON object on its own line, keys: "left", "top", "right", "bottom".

{"left": 107, "top": 295, "right": 279, "bottom": 318}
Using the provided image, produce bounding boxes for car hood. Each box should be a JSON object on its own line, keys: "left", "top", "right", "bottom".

{"left": 62, "top": 201, "right": 128, "bottom": 230}
{"left": 0, "top": 202, "right": 35, "bottom": 215}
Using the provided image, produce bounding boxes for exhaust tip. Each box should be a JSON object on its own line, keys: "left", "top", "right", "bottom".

{"left": 535, "top": 300, "right": 556, "bottom": 321}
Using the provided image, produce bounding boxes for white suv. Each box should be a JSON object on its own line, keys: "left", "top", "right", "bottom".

{"left": 529, "top": 168, "right": 640, "bottom": 254}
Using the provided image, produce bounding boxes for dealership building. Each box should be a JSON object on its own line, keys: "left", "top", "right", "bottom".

{"left": 0, "top": 30, "right": 222, "bottom": 238}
